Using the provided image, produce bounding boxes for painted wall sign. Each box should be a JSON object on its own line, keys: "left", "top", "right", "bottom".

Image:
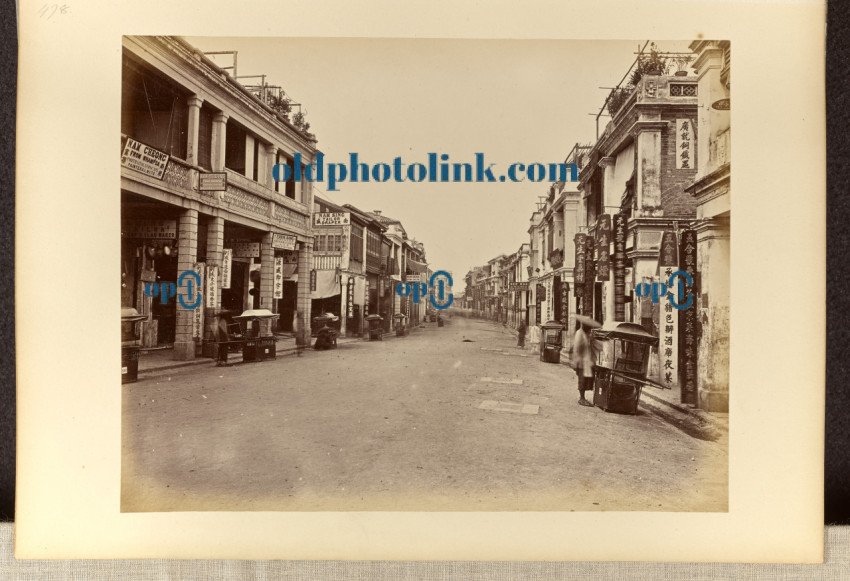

{"left": 122, "top": 219, "right": 177, "bottom": 239}
{"left": 232, "top": 242, "right": 261, "bottom": 258}
{"left": 121, "top": 137, "right": 169, "bottom": 179}
{"left": 711, "top": 98, "right": 730, "bottom": 110}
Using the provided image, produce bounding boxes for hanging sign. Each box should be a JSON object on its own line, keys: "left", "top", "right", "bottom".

{"left": 347, "top": 277, "right": 355, "bottom": 318}
{"left": 192, "top": 262, "right": 205, "bottom": 339}
{"left": 199, "top": 172, "right": 228, "bottom": 191}
{"left": 310, "top": 269, "right": 317, "bottom": 292}
{"left": 658, "top": 231, "right": 679, "bottom": 271}
{"left": 205, "top": 265, "right": 219, "bottom": 308}
{"left": 233, "top": 242, "right": 260, "bottom": 258}
{"left": 613, "top": 213, "right": 627, "bottom": 321}
{"left": 220, "top": 248, "right": 232, "bottom": 289}
{"left": 560, "top": 279, "right": 570, "bottom": 326}
{"left": 676, "top": 119, "right": 693, "bottom": 169}
{"left": 678, "top": 229, "right": 699, "bottom": 405}
{"left": 273, "top": 257, "right": 285, "bottom": 299}
{"left": 583, "top": 235, "right": 596, "bottom": 315}
{"left": 272, "top": 233, "right": 297, "bottom": 250}
{"left": 596, "top": 214, "right": 611, "bottom": 281}
{"left": 121, "top": 137, "right": 169, "bottom": 179}
{"left": 574, "top": 233, "right": 586, "bottom": 297}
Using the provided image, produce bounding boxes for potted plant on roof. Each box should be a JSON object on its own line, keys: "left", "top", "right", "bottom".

{"left": 629, "top": 43, "right": 668, "bottom": 86}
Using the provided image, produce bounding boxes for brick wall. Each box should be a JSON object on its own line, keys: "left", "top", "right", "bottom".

{"left": 660, "top": 110, "right": 699, "bottom": 218}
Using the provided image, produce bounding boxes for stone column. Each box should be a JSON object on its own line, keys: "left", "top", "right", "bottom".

{"left": 259, "top": 232, "right": 275, "bottom": 336}
{"left": 186, "top": 96, "right": 203, "bottom": 166}
{"left": 245, "top": 134, "right": 255, "bottom": 179}
{"left": 203, "top": 216, "right": 224, "bottom": 351}
{"left": 211, "top": 112, "right": 229, "bottom": 172}
{"left": 635, "top": 116, "right": 665, "bottom": 216}
{"left": 173, "top": 207, "right": 199, "bottom": 360}
{"left": 296, "top": 240, "right": 313, "bottom": 344}
{"left": 696, "top": 217, "right": 730, "bottom": 412}
{"left": 691, "top": 41, "right": 729, "bottom": 179}
{"left": 264, "top": 144, "right": 277, "bottom": 189}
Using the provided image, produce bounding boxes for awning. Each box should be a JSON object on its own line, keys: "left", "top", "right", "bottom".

{"left": 407, "top": 258, "right": 429, "bottom": 274}
{"left": 311, "top": 270, "right": 341, "bottom": 300}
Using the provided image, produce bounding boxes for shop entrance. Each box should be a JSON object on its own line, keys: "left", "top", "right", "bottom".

{"left": 277, "top": 281, "right": 297, "bottom": 332}
{"left": 151, "top": 252, "right": 177, "bottom": 346}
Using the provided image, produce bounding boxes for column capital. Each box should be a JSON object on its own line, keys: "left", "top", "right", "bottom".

{"left": 264, "top": 142, "right": 277, "bottom": 156}
{"left": 213, "top": 111, "right": 229, "bottom": 124}
{"left": 598, "top": 156, "right": 616, "bottom": 169}
{"left": 187, "top": 95, "right": 204, "bottom": 109}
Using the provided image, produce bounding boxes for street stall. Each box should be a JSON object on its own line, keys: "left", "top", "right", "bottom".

{"left": 539, "top": 320, "right": 564, "bottom": 363}
{"left": 393, "top": 313, "right": 408, "bottom": 337}
{"left": 232, "top": 309, "right": 279, "bottom": 363}
{"left": 591, "top": 321, "right": 659, "bottom": 414}
{"left": 365, "top": 314, "right": 383, "bottom": 341}
{"left": 121, "top": 307, "right": 147, "bottom": 384}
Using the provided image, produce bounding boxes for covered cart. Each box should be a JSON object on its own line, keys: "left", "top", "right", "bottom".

{"left": 539, "top": 320, "right": 564, "bottom": 364}
{"left": 393, "top": 313, "right": 408, "bottom": 337}
{"left": 231, "top": 309, "right": 279, "bottom": 363}
{"left": 365, "top": 314, "right": 383, "bottom": 341}
{"left": 590, "top": 321, "right": 658, "bottom": 414}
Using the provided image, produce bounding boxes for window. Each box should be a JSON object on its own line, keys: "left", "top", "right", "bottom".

{"left": 670, "top": 83, "right": 697, "bottom": 97}
{"left": 224, "top": 121, "right": 246, "bottom": 175}
{"left": 350, "top": 224, "right": 364, "bottom": 262}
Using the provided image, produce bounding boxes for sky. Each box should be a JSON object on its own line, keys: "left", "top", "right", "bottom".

{"left": 186, "top": 37, "right": 691, "bottom": 287}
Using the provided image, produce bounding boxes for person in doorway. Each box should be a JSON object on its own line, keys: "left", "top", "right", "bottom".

{"left": 293, "top": 310, "right": 304, "bottom": 357}
{"left": 517, "top": 318, "right": 527, "bottom": 349}
{"left": 572, "top": 322, "right": 598, "bottom": 407}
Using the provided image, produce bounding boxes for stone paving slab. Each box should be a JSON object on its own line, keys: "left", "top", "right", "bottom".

{"left": 478, "top": 400, "right": 539, "bottom": 414}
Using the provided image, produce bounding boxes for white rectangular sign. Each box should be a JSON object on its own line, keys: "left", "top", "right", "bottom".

{"left": 192, "top": 262, "right": 205, "bottom": 339}
{"left": 206, "top": 265, "right": 219, "bottom": 308}
{"left": 676, "top": 118, "right": 693, "bottom": 170}
{"left": 121, "top": 137, "right": 169, "bottom": 179}
{"left": 313, "top": 212, "right": 350, "bottom": 226}
{"left": 273, "top": 257, "right": 284, "bottom": 299}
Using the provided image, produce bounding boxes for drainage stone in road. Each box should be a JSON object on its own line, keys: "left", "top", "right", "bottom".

{"left": 478, "top": 400, "right": 540, "bottom": 414}
{"left": 479, "top": 377, "right": 523, "bottom": 385}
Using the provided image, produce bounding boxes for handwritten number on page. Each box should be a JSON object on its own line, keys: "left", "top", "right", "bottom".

{"left": 38, "top": 4, "right": 70, "bottom": 19}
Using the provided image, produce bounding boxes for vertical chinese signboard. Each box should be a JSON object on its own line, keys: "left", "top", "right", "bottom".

{"left": 347, "top": 277, "right": 355, "bottom": 318}
{"left": 206, "top": 265, "right": 219, "bottom": 308}
{"left": 192, "top": 262, "right": 205, "bottom": 340}
{"left": 220, "top": 248, "right": 232, "bottom": 289}
{"left": 676, "top": 119, "right": 693, "bottom": 170}
{"left": 596, "top": 214, "right": 611, "bottom": 281}
{"left": 613, "top": 214, "right": 627, "bottom": 322}
{"left": 658, "top": 230, "right": 679, "bottom": 389}
{"left": 574, "top": 233, "right": 586, "bottom": 303}
{"left": 535, "top": 284, "right": 544, "bottom": 325}
{"left": 273, "top": 257, "right": 284, "bottom": 299}
{"left": 560, "top": 279, "right": 569, "bottom": 327}
{"left": 584, "top": 235, "right": 596, "bottom": 317}
{"left": 679, "top": 229, "right": 699, "bottom": 405}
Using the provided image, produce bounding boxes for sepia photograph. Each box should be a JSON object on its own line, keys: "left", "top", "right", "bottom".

{"left": 119, "top": 36, "right": 731, "bottom": 513}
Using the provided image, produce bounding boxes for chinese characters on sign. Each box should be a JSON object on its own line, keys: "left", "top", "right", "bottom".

{"left": 596, "top": 214, "right": 611, "bottom": 281}
{"left": 560, "top": 279, "right": 570, "bottom": 326}
{"left": 220, "top": 248, "right": 232, "bottom": 289}
{"left": 658, "top": 231, "right": 679, "bottom": 269}
{"left": 192, "top": 263, "right": 205, "bottom": 339}
{"left": 205, "top": 265, "right": 219, "bottom": 308}
{"left": 679, "top": 229, "right": 699, "bottom": 405}
{"left": 273, "top": 257, "right": 284, "bottom": 299}
{"left": 121, "top": 137, "right": 169, "bottom": 179}
{"left": 583, "top": 235, "right": 596, "bottom": 316}
{"left": 676, "top": 119, "right": 693, "bottom": 170}
{"left": 660, "top": 265, "right": 678, "bottom": 389}
{"left": 574, "top": 233, "right": 586, "bottom": 299}
{"left": 347, "top": 277, "right": 355, "bottom": 318}
{"left": 613, "top": 213, "right": 627, "bottom": 322}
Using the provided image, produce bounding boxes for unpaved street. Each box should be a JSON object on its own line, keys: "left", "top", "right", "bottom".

{"left": 122, "top": 316, "right": 727, "bottom": 512}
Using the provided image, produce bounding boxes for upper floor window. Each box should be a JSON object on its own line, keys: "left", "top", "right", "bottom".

{"left": 121, "top": 54, "right": 188, "bottom": 160}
